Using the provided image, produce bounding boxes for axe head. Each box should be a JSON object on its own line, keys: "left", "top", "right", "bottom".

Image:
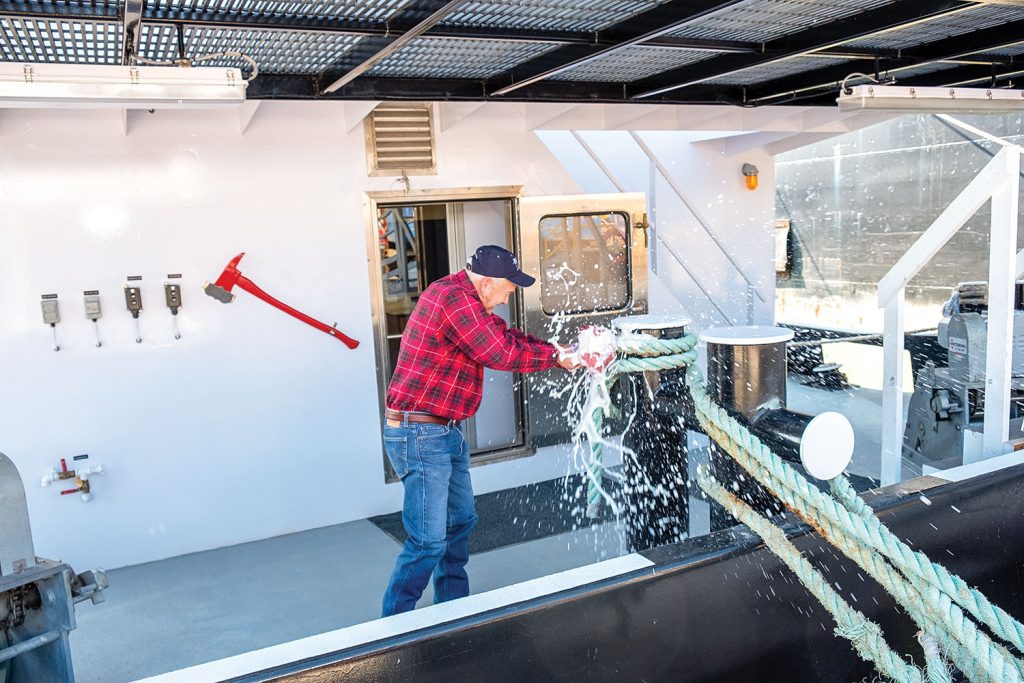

{"left": 203, "top": 252, "right": 245, "bottom": 304}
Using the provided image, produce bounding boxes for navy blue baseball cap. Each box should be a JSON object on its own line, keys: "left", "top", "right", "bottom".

{"left": 467, "top": 245, "right": 535, "bottom": 287}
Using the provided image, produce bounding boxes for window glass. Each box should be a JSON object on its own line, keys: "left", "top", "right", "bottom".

{"left": 539, "top": 212, "right": 630, "bottom": 315}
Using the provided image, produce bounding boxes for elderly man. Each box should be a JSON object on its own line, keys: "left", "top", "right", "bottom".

{"left": 381, "top": 244, "right": 577, "bottom": 616}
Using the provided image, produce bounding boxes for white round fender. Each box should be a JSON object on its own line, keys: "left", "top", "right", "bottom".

{"left": 799, "top": 411, "right": 855, "bottom": 480}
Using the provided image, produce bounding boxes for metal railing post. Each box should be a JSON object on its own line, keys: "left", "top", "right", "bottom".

{"left": 877, "top": 140, "right": 1020, "bottom": 482}
{"left": 649, "top": 156, "right": 658, "bottom": 275}
{"left": 880, "top": 293, "right": 905, "bottom": 486}
{"left": 981, "top": 146, "right": 1021, "bottom": 461}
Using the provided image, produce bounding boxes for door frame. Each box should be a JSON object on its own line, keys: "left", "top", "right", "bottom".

{"left": 516, "top": 192, "right": 649, "bottom": 447}
{"left": 363, "top": 186, "right": 533, "bottom": 479}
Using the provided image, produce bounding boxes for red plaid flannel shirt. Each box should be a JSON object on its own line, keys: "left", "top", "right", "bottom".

{"left": 386, "top": 270, "right": 558, "bottom": 421}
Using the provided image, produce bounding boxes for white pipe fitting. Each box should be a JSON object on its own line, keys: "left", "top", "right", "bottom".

{"left": 40, "top": 467, "right": 60, "bottom": 487}
{"left": 77, "top": 464, "right": 104, "bottom": 480}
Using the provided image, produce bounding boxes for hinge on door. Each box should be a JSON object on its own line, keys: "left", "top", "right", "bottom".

{"left": 634, "top": 212, "right": 650, "bottom": 248}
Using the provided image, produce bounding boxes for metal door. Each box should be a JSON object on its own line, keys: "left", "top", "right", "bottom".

{"left": 449, "top": 200, "right": 529, "bottom": 461}
{"left": 517, "top": 193, "right": 649, "bottom": 446}
{"left": 374, "top": 197, "right": 530, "bottom": 470}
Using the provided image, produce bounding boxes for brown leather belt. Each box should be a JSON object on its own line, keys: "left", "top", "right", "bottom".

{"left": 385, "top": 408, "right": 456, "bottom": 426}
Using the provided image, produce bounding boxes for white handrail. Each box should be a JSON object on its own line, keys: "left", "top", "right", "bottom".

{"left": 935, "top": 115, "right": 1024, "bottom": 154}
{"left": 628, "top": 132, "right": 766, "bottom": 311}
{"left": 569, "top": 130, "right": 737, "bottom": 324}
{"left": 876, "top": 150, "right": 1015, "bottom": 304}
{"left": 877, "top": 145, "right": 1021, "bottom": 485}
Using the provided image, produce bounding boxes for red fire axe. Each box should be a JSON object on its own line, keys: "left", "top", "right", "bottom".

{"left": 203, "top": 253, "right": 359, "bottom": 349}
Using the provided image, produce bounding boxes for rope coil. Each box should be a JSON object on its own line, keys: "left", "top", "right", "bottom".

{"left": 576, "top": 329, "right": 1024, "bottom": 682}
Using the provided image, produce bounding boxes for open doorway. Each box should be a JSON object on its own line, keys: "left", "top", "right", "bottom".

{"left": 374, "top": 196, "right": 530, "bottom": 470}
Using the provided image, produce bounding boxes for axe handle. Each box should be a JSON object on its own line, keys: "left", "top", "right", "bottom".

{"left": 236, "top": 275, "right": 359, "bottom": 349}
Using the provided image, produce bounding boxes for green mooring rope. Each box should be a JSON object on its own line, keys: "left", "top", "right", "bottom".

{"left": 830, "top": 473, "right": 1024, "bottom": 657}
{"left": 920, "top": 633, "right": 952, "bottom": 683}
{"left": 585, "top": 407, "right": 605, "bottom": 518}
{"left": 581, "top": 334, "right": 698, "bottom": 519}
{"left": 686, "top": 367, "right": 1024, "bottom": 683}
{"left": 579, "top": 330, "right": 1024, "bottom": 683}
{"left": 698, "top": 469, "right": 928, "bottom": 683}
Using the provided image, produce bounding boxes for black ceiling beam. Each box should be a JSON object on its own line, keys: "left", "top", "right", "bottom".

{"left": 0, "top": 0, "right": 116, "bottom": 19}
{"left": 900, "top": 63, "right": 1023, "bottom": 88}
{"left": 742, "top": 63, "right": 1024, "bottom": 108}
{"left": 743, "top": 18, "right": 1024, "bottom": 105}
{"left": 629, "top": 0, "right": 975, "bottom": 100}
{"left": 250, "top": 73, "right": 742, "bottom": 105}
{"left": 0, "top": 0, "right": 912, "bottom": 61}
{"left": 484, "top": 0, "right": 748, "bottom": 97}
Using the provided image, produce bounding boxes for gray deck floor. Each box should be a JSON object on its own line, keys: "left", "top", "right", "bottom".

{"left": 70, "top": 517, "right": 635, "bottom": 682}
{"left": 68, "top": 378, "right": 900, "bottom": 682}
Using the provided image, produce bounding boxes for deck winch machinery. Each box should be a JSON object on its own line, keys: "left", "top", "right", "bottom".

{"left": 904, "top": 281, "right": 1024, "bottom": 468}
{"left": 0, "top": 454, "right": 107, "bottom": 683}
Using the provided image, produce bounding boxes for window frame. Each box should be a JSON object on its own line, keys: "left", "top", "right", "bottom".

{"left": 537, "top": 209, "right": 633, "bottom": 317}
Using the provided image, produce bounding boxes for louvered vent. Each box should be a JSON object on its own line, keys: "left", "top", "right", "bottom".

{"left": 366, "top": 104, "right": 436, "bottom": 176}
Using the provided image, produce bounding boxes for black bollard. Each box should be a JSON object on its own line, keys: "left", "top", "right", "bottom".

{"left": 615, "top": 315, "right": 691, "bottom": 552}
{"left": 701, "top": 326, "right": 797, "bottom": 532}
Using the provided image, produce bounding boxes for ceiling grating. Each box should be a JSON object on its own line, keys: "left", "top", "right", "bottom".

{"left": 990, "top": 43, "right": 1024, "bottom": 58}
{"left": 0, "top": 0, "right": 1021, "bottom": 105}
{"left": 0, "top": 17, "right": 121, "bottom": 63}
{"left": 441, "top": 0, "right": 675, "bottom": 33}
{"left": 140, "top": 24, "right": 363, "bottom": 74}
{"left": 147, "top": 0, "right": 410, "bottom": 22}
{"left": 666, "top": 0, "right": 897, "bottom": 44}
{"left": 703, "top": 54, "right": 852, "bottom": 85}
{"left": 551, "top": 46, "right": 722, "bottom": 82}
{"left": 884, "top": 61, "right": 964, "bottom": 80}
{"left": 843, "top": 4, "right": 1024, "bottom": 51}
{"left": 367, "top": 37, "right": 560, "bottom": 79}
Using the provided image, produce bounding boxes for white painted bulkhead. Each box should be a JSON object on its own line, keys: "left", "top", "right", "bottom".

{"left": 0, "top": 101, "right": 857, "bottom": 570}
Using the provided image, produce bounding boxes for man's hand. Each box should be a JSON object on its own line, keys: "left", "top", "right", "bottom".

{"left": 554, "top": 343, "right": 581, "bottom": 371}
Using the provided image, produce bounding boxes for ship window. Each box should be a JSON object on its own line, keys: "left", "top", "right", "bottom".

{"left": 539, "top": 211, "right": 630, "bottom": 315}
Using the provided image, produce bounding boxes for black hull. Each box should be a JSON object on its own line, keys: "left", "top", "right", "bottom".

{"left": 254, "top": 466, "right": 1024, "bottom": 682}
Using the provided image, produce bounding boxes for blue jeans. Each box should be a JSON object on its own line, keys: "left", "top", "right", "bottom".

{"left": 381, "top": 421, "right": 477, "bottom": 617}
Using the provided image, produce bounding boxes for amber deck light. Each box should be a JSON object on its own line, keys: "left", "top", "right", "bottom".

{"left": 742, "top": 163, "right": 759, "bottom": 191}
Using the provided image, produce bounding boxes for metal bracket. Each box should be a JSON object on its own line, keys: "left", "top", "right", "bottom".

{"left": 634, "top": 212, "right": 650, "bottom": 248}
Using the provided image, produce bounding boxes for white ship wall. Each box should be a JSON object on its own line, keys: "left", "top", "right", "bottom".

{"left": 0, "top": 101, "right": 848, "bottom": 569}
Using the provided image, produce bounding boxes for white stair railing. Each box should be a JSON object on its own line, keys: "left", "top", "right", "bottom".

{"left": 876, "top": 141, "right": 1021, "bottom": 485}
{"left": 629, "top": 131, "right": 763, "bottom": 324}
{"left": 569, "top": 130, "right": 743, "bottom": 324}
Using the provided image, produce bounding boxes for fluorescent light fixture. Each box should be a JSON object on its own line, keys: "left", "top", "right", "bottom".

{"left": 0, "top": 63, "right": 247, "bottom": 109}
{"left": 837, "top": 84, "right": 1024, "bottom": 114}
